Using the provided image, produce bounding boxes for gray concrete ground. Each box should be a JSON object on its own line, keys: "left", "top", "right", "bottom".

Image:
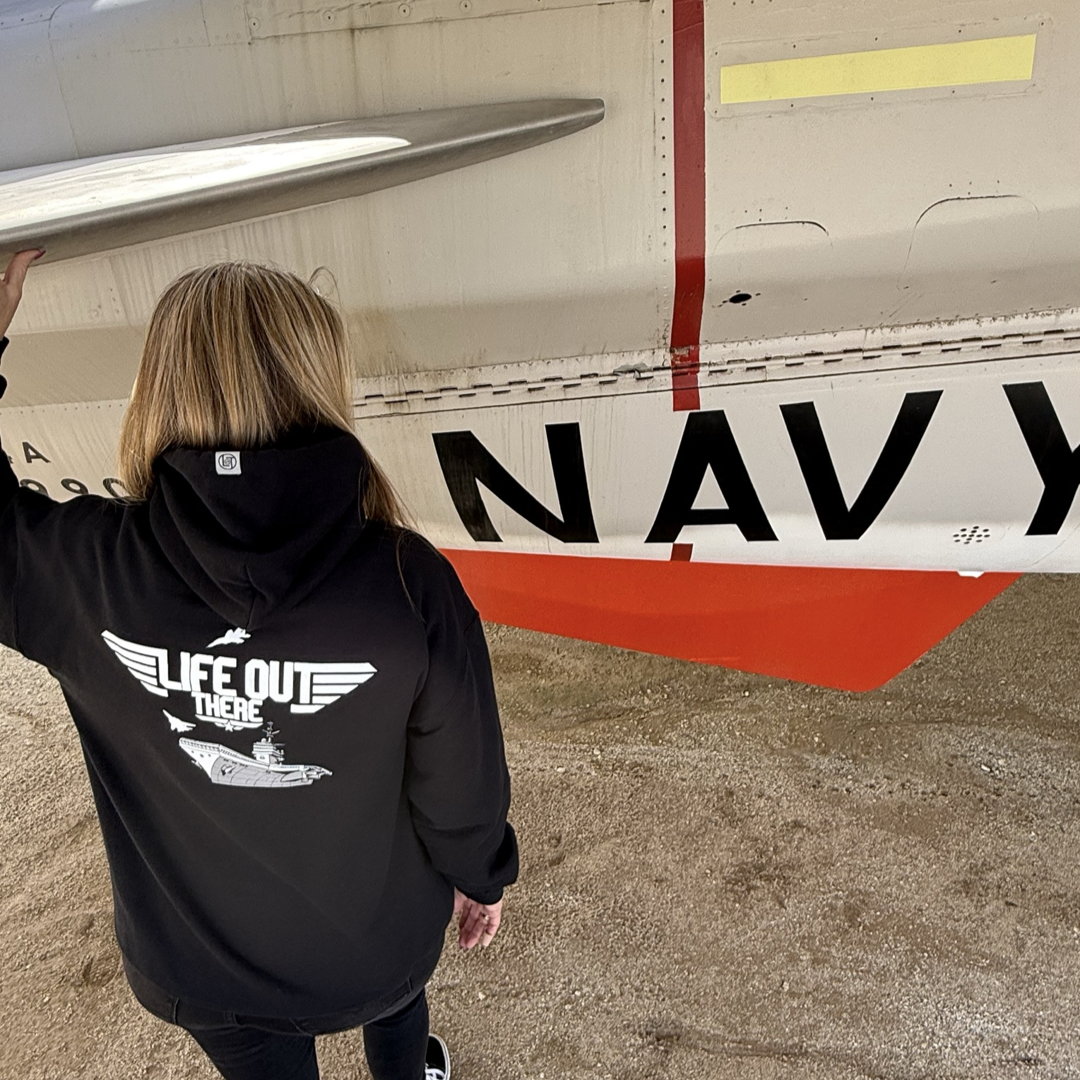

{"left": 1, "top": 574, "right": 1078, "bottom": 1080}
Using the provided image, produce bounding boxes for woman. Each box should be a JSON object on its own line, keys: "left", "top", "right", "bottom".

{"left": 0, "top": 250, "right": 518, "bottom": 1080}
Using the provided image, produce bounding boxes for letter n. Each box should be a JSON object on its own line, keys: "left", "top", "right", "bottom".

{"left": 646, "top": 411, "right": 777, "bottom": 543}
{"left": 433, "top": 424, "right": 599, "bottom": 543}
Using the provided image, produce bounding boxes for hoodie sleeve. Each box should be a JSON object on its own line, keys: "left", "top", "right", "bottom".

{"left": 0, "top": 336, "right": 22, "bottom": 648}
{"left": 0, "top": 337, "right": 14, "bottom": 498}
{"left": 404, "top": 545, "right": 519, "bottom": 904}
{"left": 0, "top": 337, "right": 114, "bottom": 663}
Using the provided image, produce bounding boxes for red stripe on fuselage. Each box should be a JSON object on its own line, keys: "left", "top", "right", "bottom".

{"left": 670, "top": 0, "right": 706, "bottom": 412}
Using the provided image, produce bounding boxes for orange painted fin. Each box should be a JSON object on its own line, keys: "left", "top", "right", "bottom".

{"left": 441, "top": 550, "right": 1018, "bottom": 691}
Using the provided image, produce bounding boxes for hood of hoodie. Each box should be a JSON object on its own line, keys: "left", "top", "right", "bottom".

{"left": 148, "top": 428, "right": 369, "bottom": 629}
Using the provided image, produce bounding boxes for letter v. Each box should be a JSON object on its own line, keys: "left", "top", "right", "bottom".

{"left": 780, "top": 391, "right": 943, "bottom": 540}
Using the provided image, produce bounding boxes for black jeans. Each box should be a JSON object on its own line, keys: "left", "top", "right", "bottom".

{"left": 123, "top": 958, "right": 429, "bottom": 1080}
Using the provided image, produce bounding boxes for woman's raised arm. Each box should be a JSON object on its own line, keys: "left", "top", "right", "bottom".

{"left": 1, "top": 249, "right": 49, "bottom": 652}
{"left": 1, "top": 249, "right": 45, "bottom": 501}
{"left": 0, "top": 249, "right": 44, "bottom": 341}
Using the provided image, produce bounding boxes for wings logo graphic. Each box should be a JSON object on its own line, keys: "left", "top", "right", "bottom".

{"left": 290, "top": 664, "right": 377, "bottom": 714}
{"left": 101, "top": 630, "right": 377, "bottom": 716}
{"left": 102, "top": 630, "right": 170, "bottom": 697}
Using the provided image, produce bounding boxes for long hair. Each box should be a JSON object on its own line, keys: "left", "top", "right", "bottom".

{"left": 117, "top": 261, "right": 407, "bottom": 527}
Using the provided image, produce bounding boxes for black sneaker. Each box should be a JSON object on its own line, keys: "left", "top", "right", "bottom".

{"left": 425, "top": 1033, "right": 451, "bottom": 1080}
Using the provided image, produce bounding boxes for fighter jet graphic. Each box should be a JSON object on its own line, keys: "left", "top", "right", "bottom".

{"left": 206, "top": 628, "right": 251, "bottom": 649}
{"left": 164, "top": 710, "right": 196, "bottom": 733}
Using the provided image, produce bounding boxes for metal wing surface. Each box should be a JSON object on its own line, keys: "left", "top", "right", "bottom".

{"left": 0, "top": 99, "right": 604, "bottom": 264}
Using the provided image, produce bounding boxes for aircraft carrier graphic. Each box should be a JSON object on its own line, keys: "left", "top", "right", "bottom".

{"left": 179, "top": 723, "right": 331, "bottom": 788}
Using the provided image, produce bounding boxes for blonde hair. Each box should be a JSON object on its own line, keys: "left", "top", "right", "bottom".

{"left": 117, "top": 261, "right": 406, "bottom": 526}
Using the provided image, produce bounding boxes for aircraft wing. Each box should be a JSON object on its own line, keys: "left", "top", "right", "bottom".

{"left": 0, "top": 99, "right": 604, "bottom": 263}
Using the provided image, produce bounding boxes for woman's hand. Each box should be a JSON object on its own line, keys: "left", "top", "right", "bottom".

{"left": 1, "top": 250, "right": 45, "bottom": 339}
{"left": 453, "top": 888, "right": 503, "bottom": 950}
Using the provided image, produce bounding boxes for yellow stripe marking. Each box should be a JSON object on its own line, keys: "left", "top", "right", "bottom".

{"left": 720, "top": 34, "right": 1036, "bottom": 104}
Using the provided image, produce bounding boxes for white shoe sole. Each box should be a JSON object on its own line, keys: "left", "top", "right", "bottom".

{"left": 427, "top": 1032, "right": 451, "bottom": 1080}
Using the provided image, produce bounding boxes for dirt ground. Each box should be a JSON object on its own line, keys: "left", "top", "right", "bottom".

{"left": 2, "top": 574, "right": 1078, "bottom": 1080}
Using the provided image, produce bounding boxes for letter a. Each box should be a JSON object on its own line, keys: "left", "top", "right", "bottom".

{"left": 646, "top": 411, "right": 777, "bottom": 543}
{"left": 22, "top": 442, "right": 50, "bottom": 464}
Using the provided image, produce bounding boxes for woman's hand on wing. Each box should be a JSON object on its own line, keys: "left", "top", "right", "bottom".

{"left": 453, "top": 888, "right": 503, "bottom": 950}
{"left": 1, "top": 249, "right": 45, "bottom": 338}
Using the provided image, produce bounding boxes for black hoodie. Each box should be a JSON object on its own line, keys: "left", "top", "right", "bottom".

{"left": 0, "top": 338, "right": 518, "bottom": 1018}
